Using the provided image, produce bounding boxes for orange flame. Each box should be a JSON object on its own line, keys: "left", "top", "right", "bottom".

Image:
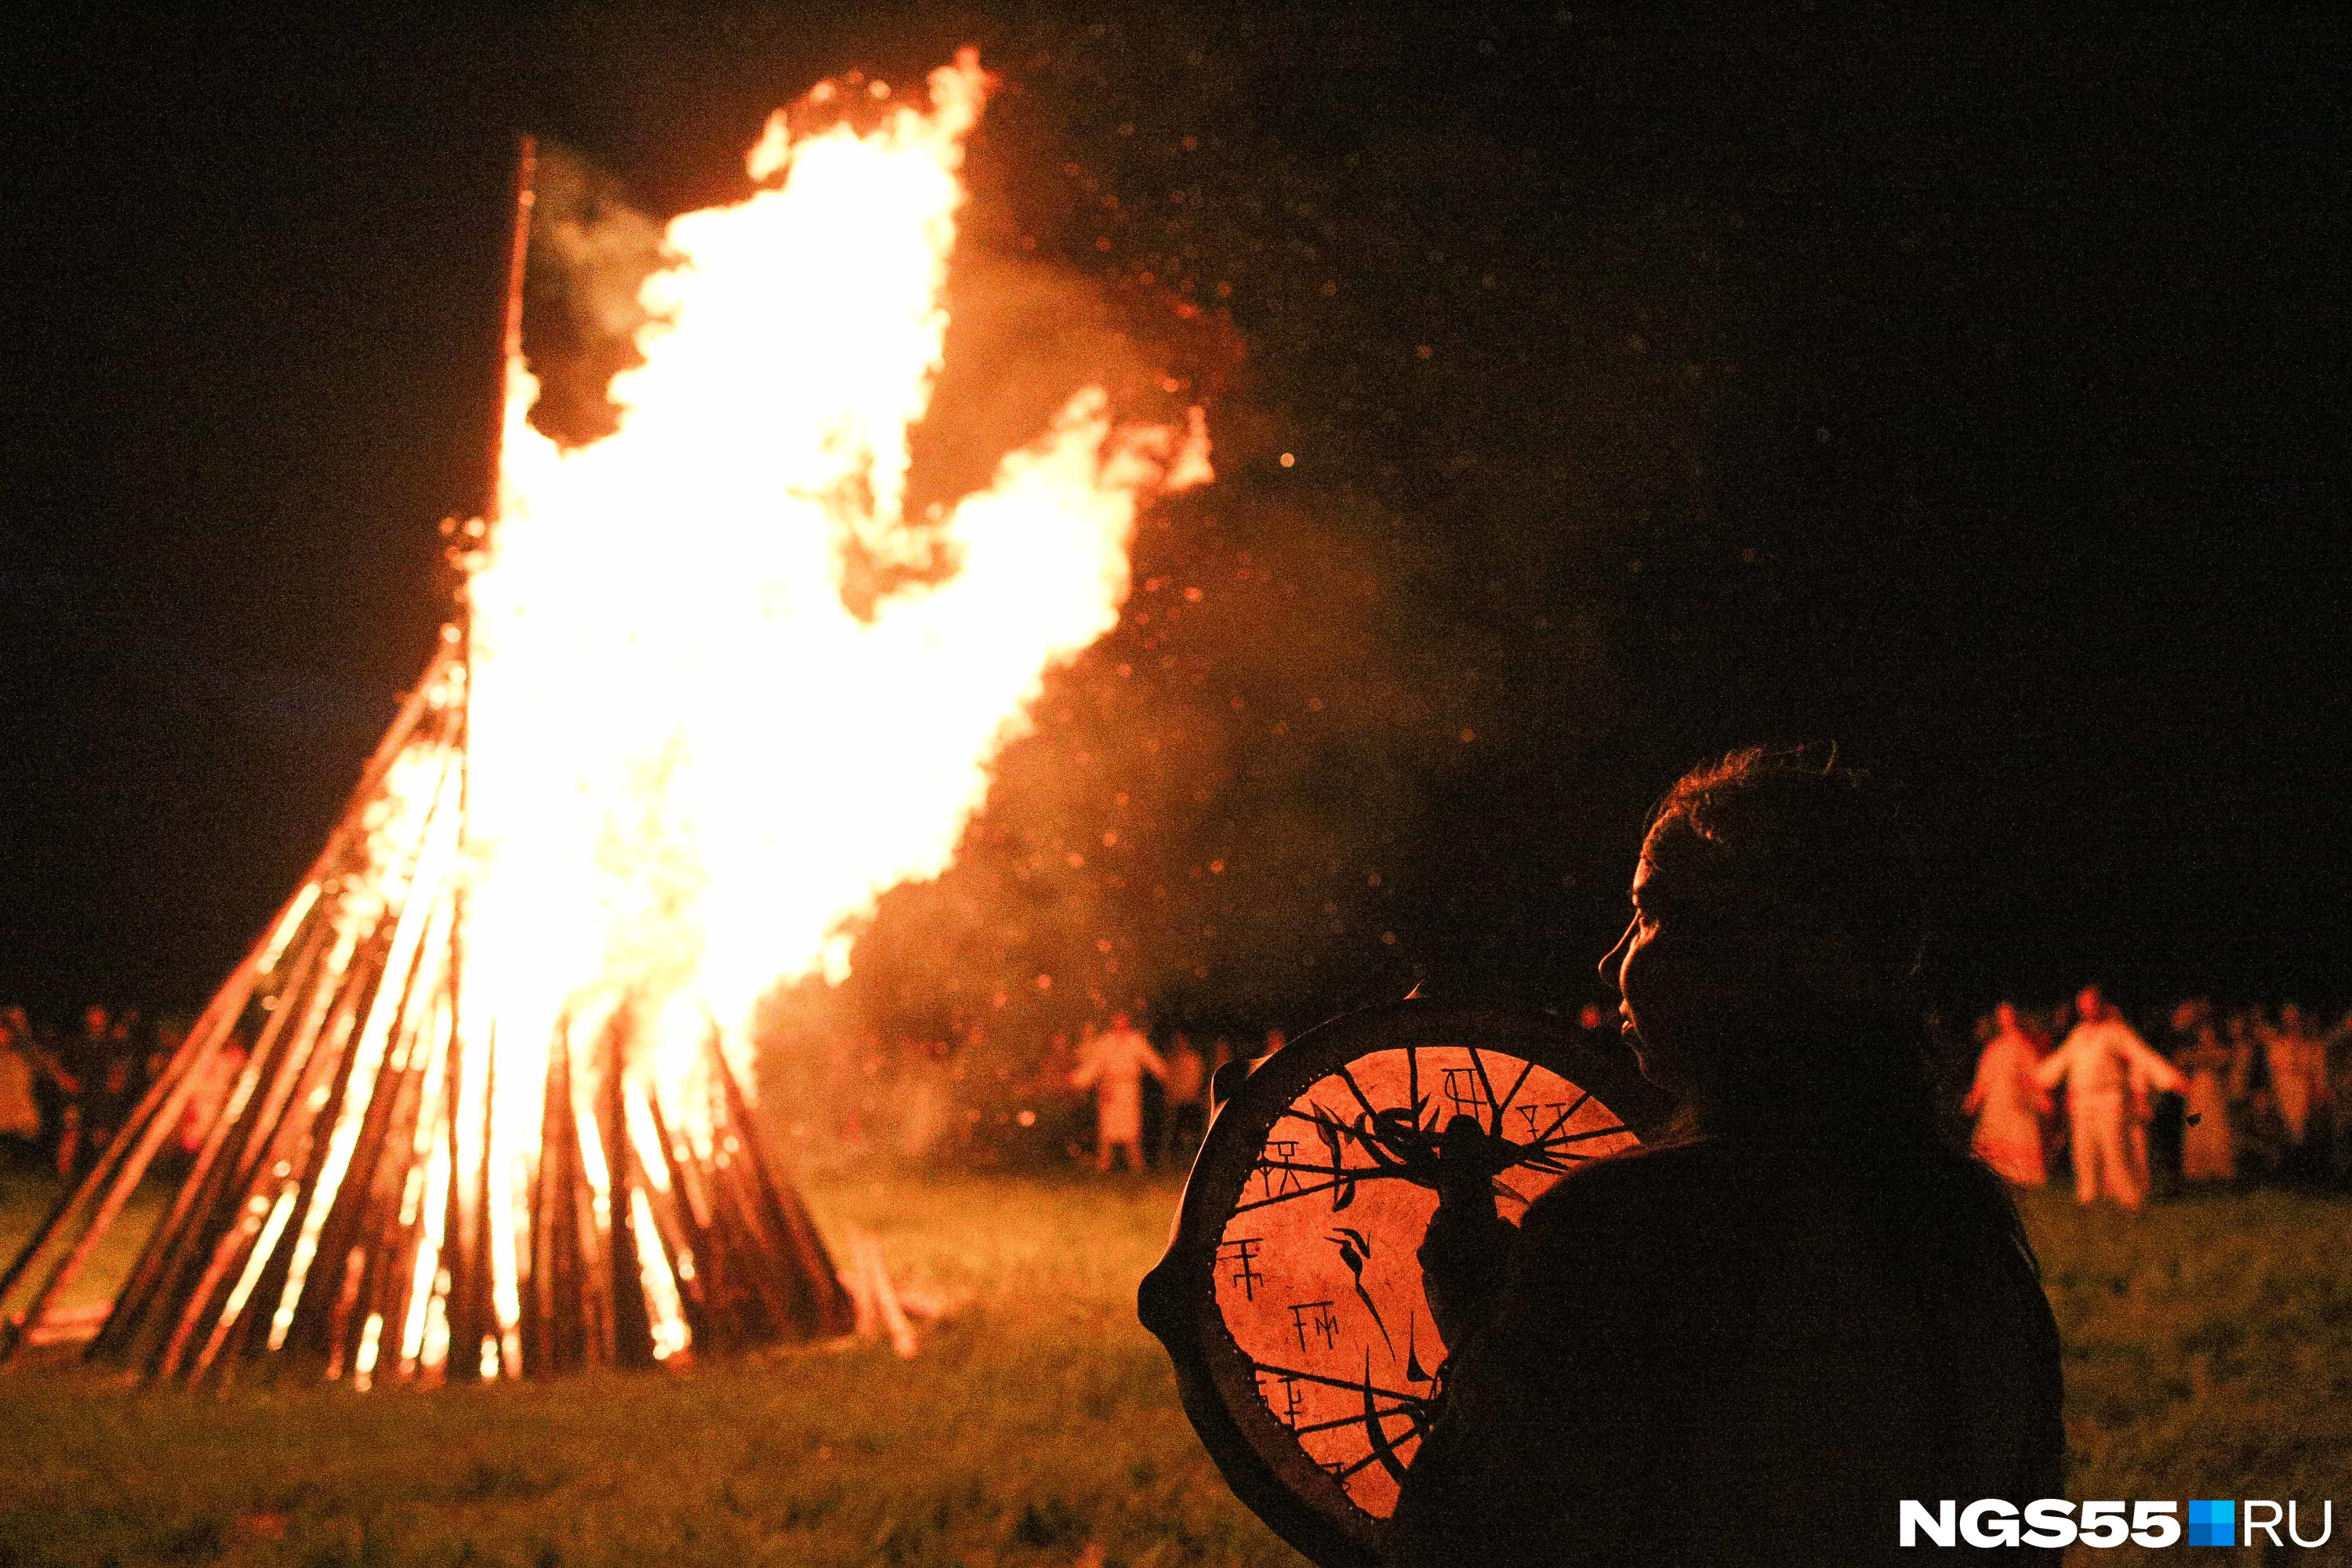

{"left": 462, "top": 51, "right": 1209, "bottom": 1103}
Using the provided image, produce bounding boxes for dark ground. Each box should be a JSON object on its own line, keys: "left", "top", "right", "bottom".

{"left": 0, "top": 1170, "right": 2347, "bottom": 1567}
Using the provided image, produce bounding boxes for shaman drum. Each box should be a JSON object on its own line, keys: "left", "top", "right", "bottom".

{"left": 1138, "top": 1000, "right": 1672, "bottom": 1567}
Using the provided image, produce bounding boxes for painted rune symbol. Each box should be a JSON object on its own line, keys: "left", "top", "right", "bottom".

{"left": 1288, "top": 1299, "right": 1342, "bottom": 1353}
{"left": 1259, "top": 1139, "right": 1305, "bottom": 1199}
{"left": 1220, "top": 1236, "right": 1265, "bottom": 1301}
{"left": 1441, "top": 1066, "right": 1488, "bottom": 1122}
{"left": 1328, "top": 1226, "right": 1393, "bottom": 1355}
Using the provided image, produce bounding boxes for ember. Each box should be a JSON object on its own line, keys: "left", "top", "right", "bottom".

{"left": 0, "top": 49, "right": 1210, "bottom": 1383}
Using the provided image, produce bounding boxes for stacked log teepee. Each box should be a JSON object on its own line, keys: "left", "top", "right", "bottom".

{"left": 0, "top": 641, "right": 851, "bottom": 1385}
{"left": 0, "top": 140, "right": 855, "bottom": 1384}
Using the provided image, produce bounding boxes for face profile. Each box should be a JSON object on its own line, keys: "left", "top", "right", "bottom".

{"left": 1595, "top": 749, "right": 1933, "bottom": 1135}
{"left": 1597, "top": 858, "right": 1701, "bottom": 1105}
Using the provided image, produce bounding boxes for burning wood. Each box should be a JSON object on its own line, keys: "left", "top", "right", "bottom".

{"left": 0, "top": 49, "right": 1209, "bottom": 1384}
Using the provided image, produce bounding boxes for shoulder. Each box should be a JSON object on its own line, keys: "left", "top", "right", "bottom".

{"left": 1514, "top": 1138, "right": 2027, "bottom": 1283}
{"left": 1513, "top": 1139, "right": 1762, "bottom": 1258}
{"left": 1526, "top": 1136, "right": 1740, "bottom": 1205}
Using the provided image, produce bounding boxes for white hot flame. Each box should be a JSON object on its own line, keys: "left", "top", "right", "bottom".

{"left": 459, "top": 50, "right": 1210, "bottom": 1098}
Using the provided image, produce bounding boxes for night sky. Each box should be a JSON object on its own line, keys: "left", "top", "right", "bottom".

{"left": 5, "top": 5, "right": 2347, "bottom": 1033}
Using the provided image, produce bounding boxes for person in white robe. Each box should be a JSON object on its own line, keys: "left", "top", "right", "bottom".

{"left": 1071, "top": 1012, "right": 1167, "bottom": 1172}
{"left": 1963, "top": 1003, "right": 2050, "bottom": 1185}
{"left": 2034, "top": 986, "right": 2186, "bottom": 1209}
{"left": 0, "top": 1014, "right": 42, "bottom": 1166}
{"left": 2260, "top": 1004, "right": 2328, "bottom": 1164}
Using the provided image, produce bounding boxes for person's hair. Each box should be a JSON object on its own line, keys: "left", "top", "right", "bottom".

{"left": 1641, "top": 746, "right": 2033, "bottom": 1265}
{"left": 1638, "top": 746, "right": 1946, "bottom": 1135}
{"left": 1642, "top": 746, "right": 1925, "bottom": 997}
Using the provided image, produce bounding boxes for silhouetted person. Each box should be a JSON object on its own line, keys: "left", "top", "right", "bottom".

{"left": 1162, "top": 1034, "right": 1207, "bottom": 1161}
{"left": 78, "top": 1008, "right": 146, "bottom": 1175}
{"left": 52, "top": 1005, "right": 108, "bottom": 1180}
{"left": 2328, "top": 1007, "right": 2352, "bottom": 1182}
{"left": 1393, "top": 748, "right": 2063, "bottom": 1567}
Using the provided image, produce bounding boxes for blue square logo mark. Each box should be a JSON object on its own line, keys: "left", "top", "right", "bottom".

{"left": 2188, "top": 1500, "right": 2235, "bottom": 1547}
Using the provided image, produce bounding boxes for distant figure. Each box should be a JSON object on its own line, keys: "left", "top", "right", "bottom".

{"left": 52, "top": 1005, "right": 109, "bottom": 1180}
{"left": 0, "top": 1011, "right": 42, "bottom": 1168}
{"left": 2328, "top": 1007, "right": 2352, "bottom": 1181}
{"left": 80, "top": 1009, "right": 144, "bottom": 1174}
{"left": 1071, "top": 1012, "right": 1166, "bottom": 1172}
{"left": 2176, "top": 1016, "right": 2241, "bottom": 1183}
{"left": 1963, "top": 1003, "right": 2051, "bottom": 1185}
{"left": 2034, "top": 986, "right": 2185, "bottom": 1209}
{"left": 2262, "top": 1004, "right": 2328, "bottom": 1177}
{"left": 1395, "top": 747, "right": 2063, "bottom": 1566}
{"left": 895, "top": 1038, "right": 954, "bottom": 1162}
{"left": 1161, "top": 1034, "right": 1207, "bottom": 1161}
{"left": 176, "top": 1039, "right": 247, "bottom": 1157}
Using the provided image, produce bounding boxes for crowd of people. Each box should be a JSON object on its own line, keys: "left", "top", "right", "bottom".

{"left": 1965, "top": 985, "right": 2352, "bottom": 1207}
{"left": 1054, "top": 985, "right": 2352, "bottom": 1203}
{"left": 0, "top": 1004, "right": 231, "bottom": 1182}
{"left": 12, "top": 987, "right": 2349, "bottom": 1203}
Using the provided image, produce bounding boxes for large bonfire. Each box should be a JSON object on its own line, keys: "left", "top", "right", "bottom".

{"left": 0, "top": 50, "right": 1210, "bottom": 1383}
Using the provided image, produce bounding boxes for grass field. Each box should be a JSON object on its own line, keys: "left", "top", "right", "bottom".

{"left": 0, "top": 1171, "right": 2346, "bottom": 1567}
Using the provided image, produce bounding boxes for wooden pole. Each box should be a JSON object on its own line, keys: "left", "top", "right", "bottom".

{"left": 710, "top": 1031, "right": 854, "bottom": 1338}
{"left": 94, "top": 913, "right": 336, "bottom": 1365}
{"left": 352, "top": 989, "right": 456, "bottom": 1385}
{"left": 156, "top": 938, "right": 382, "bottom": 1380}
{"left": 439, "top": 132, "right": 531, "bottom": 1383}
{"left": 278, "top": 873, "right": 454, "bottom": 1360}
{"left": 601, "top": 1014, "right": 656, "bottom": 1368}
{"left": 0, "top": 659, "right": 451, "bottom": 1362}
{"left": 487, "top": 132, "right": 535, "bottom": 523}
{"left": 633, "top": 1087, "right": 715, "bottom": 1353}
{"left": 105, "top": 918, "right": 350, "bottom": 1371}
{"left": 0, "top": 952, "right": 258, "bottom": 1358}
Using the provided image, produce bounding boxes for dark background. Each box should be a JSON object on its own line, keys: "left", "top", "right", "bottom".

{"left": 5, "top": 5, "right": 2346, "bottom": 1031}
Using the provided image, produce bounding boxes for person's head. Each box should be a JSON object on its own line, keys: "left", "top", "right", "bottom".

{"left": 1995, "top": 1001, "right": 2020, "bottom": 1033}
{"left": 2075, "top": 985, "right": 2104, "bottom": 1022}
{"left": 82, "top": 1004, "right": 108, "bottom": 1040}
{"left": 1600, "top": 747, "right": 1931, "bottom": 1132}
{"left": 1110, "top": 1012, "right": 1130, "bottom": 1031}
